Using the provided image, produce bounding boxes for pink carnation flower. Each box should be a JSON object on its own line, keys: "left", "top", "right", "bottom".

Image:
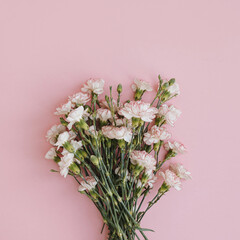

{"left": 81, "top": 78, "right": 105, "bottom": 95}
{"left": 130, "top": 150, "right": 156, "bottom": 172}
{"left": 164, "top": 141, "right": 186, "bottom": 154}
{"left": 169, "top": 163, "right": 191, "bottom": 180}
{"left": 158, "top": 104, "right": 181, "bottom": 126}
{"left": 118, "top": 101, "right": 158, "bottom": 122}
{"left": 102, "top": 126, "right": 132, "bottom": 142}
{"left": 143, "top": 125, "right": 171, "bottom": 145}
{"left": 159, "top": 169, "right": 182, "bottom": 191}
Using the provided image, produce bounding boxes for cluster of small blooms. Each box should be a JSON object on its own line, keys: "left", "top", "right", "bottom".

{"left": 45, "top": 76, "right": 190, "bottom": 239}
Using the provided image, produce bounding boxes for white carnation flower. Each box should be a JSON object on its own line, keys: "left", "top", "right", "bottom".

{"left": 58, "top": 152, "right": 74, "bottom": 178}
{"left": 118, "top": 101, "right": 158, "bottom": 122}
{"left": 46, "top": 124, "right": 66, "bottom": 145}
{"left": 70, "top": 140, "right": 82, "bottom": 152}
{"left": 164, "top": 141, "right": 186, "bottom": 154}
{"left": 143, "top": 125, "right": 171, "bottom": 145}
{"left": 55, "top": 131, "right": 76, "bottom": 149}
{"left": 96, "top": 108, "right": 112, "bottom": 122}
{"left": 102, "top": 126, "right": 132, "bottom": 143}
{"left": 130, "top": 150, "right": 156, "bottom": 173}
{"left": 81, "top": 78, "right": 105, "bottom": 95}
{"left": 69, "top": 92, "right": 91, "bottom": 105}
{"left": 55, "top": 101, "right": 73, "bottom": 115}
{"left": 167, "top": 82, "right": 180, "bottom": 96}
{"left": 169, "top": 163, "right": 191, "bottom": 180}
{"left": 132, "top": 79, "right": 153, "bottom": 92}
{"left": 78, "top": 176, "right": 98, "bottom": 191}
{"left": 45, "top": 147, "right": 57, "bottom": 160}
{"left": 66, "top": 106, "right": 89, "bottom": 130}
{"left": 158, "top": 104, "right": 181, "bottom": 126}
{"left": 159, "top": 169, "right": 181, "bottom": 191}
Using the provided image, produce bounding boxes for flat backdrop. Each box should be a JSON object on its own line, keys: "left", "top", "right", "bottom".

{"left": 1, "top": 1, "right": 240, "bottom": 239}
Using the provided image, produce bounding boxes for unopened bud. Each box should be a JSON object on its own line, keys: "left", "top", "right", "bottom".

{"left": 117, "top": 84, "right": 122, "bottom": 94}
{"left": 118, "top": 139, "right": 125, "bottom": 149}
{"left": 158, "top": 182, "right": 169, "bottom": 193}
{"left": 168, "top": 78, "right": 175, "bottom": 86}
{"left": 69, "top": 163, "right": 80, "bottom": 175}
{"left": 75, "top": 119, "right": 89, "bottom": 130}
{"left": 90, "top": 155, "right": 99, "bottom": 166}
{"left": 63, "top": 141, "right": 75, "bottom": 153}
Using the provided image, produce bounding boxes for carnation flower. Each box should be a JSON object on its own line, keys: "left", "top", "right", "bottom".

{"left": 132, "top": 79, "right": 153, "bottom": 92}
{"left": 55, "top": 101, "right": 73, "bottom": 115}
{"left": 55, "top": 131, "right": 76, "bottom": 149}
{"left": 118, "top": 101, "right": 158, "bottom": 122}
{"left": 169, "top": 163, "right": 191, "bottom": 180}
{"left": 159, "top": 169, "right": 181, "bottom": 191}
{"left": 102, "top": 126, "right": 132, "bottom": 142}
{"left": 58, "top": 152, "right": 75, "bottom": 178}
{"left": 164, "top": 141, "right": 186, "bottom": 154}
{"left": 167, "top": 82, "right": 180, "bottom": 96}
{"left": 143, "top": 126, "right": 171, "bottom": 145}
{"left": 158, "top": 104, "right": 181, "bottom": 126}
{"left": 96, "top": 108, "right": 112, "bottom": 122}
{"left": 45, "top": 147, "right": 57, "bottom": 160}
{"left": 69, "top": 92, "right": 91, "bottom": 105}
{"left": 66, "top": 106, "right": 89, "bottom": 130}
{"left": 130, "top": 150, "right": 156, "bottom": 172}
{"left": 78, "top": 176, "right": 98, "bottom": 192}
{"left": 81, "top": 78, "right": 105, "bottom": 95}
{"left": 46, "top": 124, "right": 66, "bottom": 145}
{"left": 70, "top": 140, "right": 82, "bottom": 152}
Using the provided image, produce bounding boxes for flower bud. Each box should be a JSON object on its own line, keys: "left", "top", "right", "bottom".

{"left": 132, "top": 117, "right": 140, "bottom": 128}
{"left": 69, "top": 163, "right": 80, "bottom": 175}
{"left": 165, "top": 149, "right": 177, "bottom": 160}
{"left": 75, "top": 119, "right": 89, "bottom": 130}
{"left": 76, "top": 149, "right": 87, "bottom": 160}
{"left": 141, "top": 172, "right": 149, "bottom": 185}
{"left": 89, "top": 190, "right": 98, "bottom": 201}
{"left": 105, "top": 95, "right": 110, "bottom": 103}
{"left": 118, "top": 139, "right": 125, "bottom": 149}
{"left": 153, "top": 141, "right": 162, "bottom": 152}
{"left": 168, "top": 78, "right": 175, "bottom": 86}
{"left": 134, "top": 89, "right": 143, "bottom": 100}
{"left": 63, "top": 141, "right": 75, "bottom": 153}
{"left": 158, "top": 182, "right": 169, "bottom": 193}
{"left": 162, "top": 82, "right": 169, "bottom": 90}
{"left": 90, "top": 155, "right": 99, "bottom": 167}
{"left": 117, "top": 84, "right": 122, "bottom": 94}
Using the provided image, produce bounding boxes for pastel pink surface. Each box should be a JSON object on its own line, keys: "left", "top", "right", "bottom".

{"left": 0, "top": 0, "right": 239, "bottom": 239}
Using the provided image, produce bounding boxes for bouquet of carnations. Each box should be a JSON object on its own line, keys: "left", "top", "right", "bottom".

{"left": 45, "top": 75, "right": 191, "bottom": 240}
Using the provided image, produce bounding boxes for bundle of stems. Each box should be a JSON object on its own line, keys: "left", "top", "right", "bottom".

{"left": 45, "top": 75, "right": 191, "bottom": 240}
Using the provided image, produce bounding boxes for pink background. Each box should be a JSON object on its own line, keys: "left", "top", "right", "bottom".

{"left": 1, "top": 0, "right": 240, "bottom": 239}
